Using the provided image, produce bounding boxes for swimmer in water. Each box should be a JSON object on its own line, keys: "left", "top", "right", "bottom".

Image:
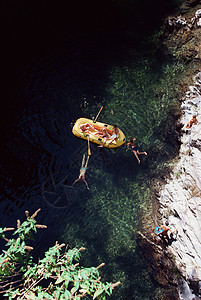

{"left": 126, "top": 137, "right": 147, "bottom": 164}
{"left": 72, "top": 154, "right": 90, "bottom": 190}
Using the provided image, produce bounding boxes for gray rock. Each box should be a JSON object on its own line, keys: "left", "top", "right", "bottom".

{"left": 197, "top": 18, "right": 201, "bottom": 27}
{"left": 195, "top": 9, "right": 201, "bottom": 19}
{"left": 158, "top": 71, "right": 201, "bottom": 298}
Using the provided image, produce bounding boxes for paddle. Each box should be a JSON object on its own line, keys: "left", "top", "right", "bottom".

{"left": 87, "top": 135, "right": 91, "bottom": 156}
{"left": 93, "top": 106, "right": 103, "bottom": 123}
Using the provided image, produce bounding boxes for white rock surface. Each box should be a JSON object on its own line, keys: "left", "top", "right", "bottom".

{"left": 195, "top": 9, "right": 201, "bottom": 19}
{"left": 158, "top": 72, "right": 201, "bottom": 297}
{"left": 197, "top": 18, "right": 201, "bottom": 27}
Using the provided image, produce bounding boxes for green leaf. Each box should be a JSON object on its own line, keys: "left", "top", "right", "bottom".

{"left": 54, "top": 288, "right": 61, "bottom": 299}
{"left": 105, "top": 285, "right": 112, "bottom": 296}
{"left": 73, "top": 281, "right": 80, "bottom": 293}
{"left": 37, "top": 292, "right": 46, "bottom": 300}
{"left": 28, "top": 292, "right": 37, "bottom": 300}
{"left": 64, "top": 290, "right": 72, "bottom": 298}
{"left": 93, "top": 288, "right": 104, "bottom": 299}
{"left": 55, "top": 276, "right": 64, "bottom": 285}
{"left": 61, "top": 271, "right": 72, "bottom": 281}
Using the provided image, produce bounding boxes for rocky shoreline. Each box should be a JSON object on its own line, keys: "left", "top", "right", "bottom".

{"left": 157, "top": 71, "right": 201, "bottom": 299}
{"left": 138, "top": 3, "right": 201, "bottom": 299}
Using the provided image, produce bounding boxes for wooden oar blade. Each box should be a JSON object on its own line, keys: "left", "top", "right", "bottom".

{"left": 93, "top": 106, "right": 103, "bottom": 123}
{"left": 87, "top": 136, "right": 91, "bottom": 156}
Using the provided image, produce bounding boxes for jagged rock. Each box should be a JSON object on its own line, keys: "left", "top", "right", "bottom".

{"left": 195, "top": 9, "right": 201, "bottom": 18}
{"left": 137, "top": 232, "right": 180, "bottom": 289}
{"left": 176, "top": 15, "right": 187, "bottom": 25}
{"left": 186, "top": 0, "right": 201, "bottom": 7}
{"left": 197, "top": 18, "right": 201, "bottom": 26}
{"left": 190, "top": 139, "right": 201, "bottom": 151}
{"left": 158, "top": 71, "right": 201, "bottom": 298}
{"left": 140, "top": 7, "right": 201, "bottom": 298}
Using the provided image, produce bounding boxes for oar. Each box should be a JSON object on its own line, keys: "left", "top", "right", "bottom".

{"left": 87, "top": 135, "right": 91, "bottom": 156}
{"left": 93, "top": 106, "right": 103, "bottom": 123}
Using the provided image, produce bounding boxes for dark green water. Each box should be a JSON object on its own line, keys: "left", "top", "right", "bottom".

{"left": 0, "top": 1, "right": 185, "bottom": 299}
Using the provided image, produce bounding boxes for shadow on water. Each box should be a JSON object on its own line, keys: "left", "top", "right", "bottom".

{"left": 0, "top": 1, "right": 185, "bottom": 299}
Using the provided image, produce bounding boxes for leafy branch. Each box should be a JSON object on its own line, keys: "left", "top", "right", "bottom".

{"left": 0, "top": 209, "right": 120, "bottom": 299}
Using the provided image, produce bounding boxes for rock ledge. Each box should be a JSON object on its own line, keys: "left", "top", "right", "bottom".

{"left": 158, "top": 71, "right": 201, "bottom": 299}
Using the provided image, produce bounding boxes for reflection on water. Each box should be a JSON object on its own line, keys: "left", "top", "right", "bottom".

{"left": 0, "top": 27, "right": 183, "bottom": 300}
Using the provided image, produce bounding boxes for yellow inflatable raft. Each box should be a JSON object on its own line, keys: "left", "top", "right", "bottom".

{"left": 72, "top": 118, "right": 126, "bottom": 148}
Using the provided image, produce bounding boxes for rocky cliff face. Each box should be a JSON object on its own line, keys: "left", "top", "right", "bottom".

{"left": 158, "top": 71, "right": 201, "bottom": 299}
{"left": 138, "top": 3, "right": 201, "bottom": 299}
{"left": 158, "top": 4, "right": 201, "bottom": 299}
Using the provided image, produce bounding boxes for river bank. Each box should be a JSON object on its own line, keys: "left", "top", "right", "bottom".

{"left": 138, "top": 2, "right": 201, "bottom": 299}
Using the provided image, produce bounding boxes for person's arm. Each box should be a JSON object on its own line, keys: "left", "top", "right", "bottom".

{"left": 117, "top": 129, "right": 120, "bottom": 138}
{"left": 169, "top": 228, "right": 176, "bottom": 234}
{"left": 106, "top": 130, "right": 111, "bottom": 138}
{"left": 94, "top": 127, "right": 104, "bottom": 136}
{"left": 186, "top": 120, "right": 192, "bottom": 128}
{"left": 88, "top": 124, "right": 98, "bottom": 132}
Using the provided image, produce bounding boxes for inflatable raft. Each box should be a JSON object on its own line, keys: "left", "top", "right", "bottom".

{"left": 72, "top": 118, "right": 126, "bottom": 148}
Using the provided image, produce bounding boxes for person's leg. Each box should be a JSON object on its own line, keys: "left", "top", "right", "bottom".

{"left": 133, "top": 150, "right": 140, "bottom": 164}
{"left": 137, "top": 151, "right": 147, "bottom": 155}
{"left": 83, "top": 178, "right": 90, "bottom": 190}
{"left": 162, "top": 234, "right": 169, "bottom": 245}
{"left": 81, "top": 154, "right": 85, "bottom": 168}
{"left": 98, "top": 137, "right": 107, "bottom": 147}
{"left": 72, "top": 178, "right": 80, "bottom": 186}
{"left": 85, "top": 155, "right": 90, "bottom": 169}
{"left": 108, "top": 137, "right": 116, "bottom": 146}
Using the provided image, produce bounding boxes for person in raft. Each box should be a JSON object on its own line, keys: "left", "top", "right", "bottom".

{"left": 107, "top": 124, "right": 120, "bottom": 147}
{"left": 72, "top": 154, "right": 90, "bottom": 190}
{"left": 126, "top": 137, "right": 147, "bottom": 164}
{"left": 97, "top": 125, "right": 111, "bottom": 147}
{"left": 186, "top": 115, "right": 198, "bottom": 128}
{"left": 79, "top": 123, "right": 98, "bottom": 134}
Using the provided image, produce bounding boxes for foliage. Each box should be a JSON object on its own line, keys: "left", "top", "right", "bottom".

{"left": 0, "top": 209, "right": 120, "bottom": 300}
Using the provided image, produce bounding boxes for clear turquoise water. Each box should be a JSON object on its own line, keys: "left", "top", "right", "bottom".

{"left": 0, "top": 1, "right": 186, "bottom": 299}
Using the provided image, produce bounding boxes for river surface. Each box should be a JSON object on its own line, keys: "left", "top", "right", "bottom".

{"left": 1, "top": 1, "right": 184, "bottom": 299}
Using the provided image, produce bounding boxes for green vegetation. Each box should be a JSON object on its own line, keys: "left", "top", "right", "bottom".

{"left": 104, "top": 60, "right": 184, "bottom": 149}
{"left": 0, "top": 209, "right": 120, "bottom": 299}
